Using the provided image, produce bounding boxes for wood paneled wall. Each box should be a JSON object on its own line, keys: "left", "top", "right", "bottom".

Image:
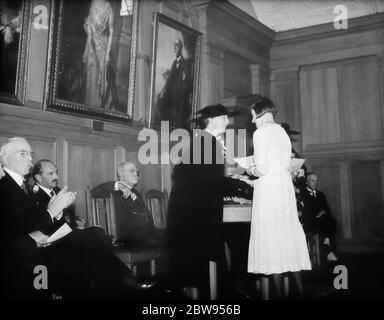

{"left": 271, "top": 14, "right": 384, "bottom": 252}
{"left": 1, "top": 0, "right": 274, "bottom": 224}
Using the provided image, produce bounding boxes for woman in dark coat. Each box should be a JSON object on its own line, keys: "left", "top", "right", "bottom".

{"left": 167, "top": 104, "right": 235, "bottom": 298}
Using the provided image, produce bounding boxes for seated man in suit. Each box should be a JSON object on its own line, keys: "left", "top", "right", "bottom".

{"left": 0, "top": 137, "right": 148, "bottom": 299}
{"left": 300, "top": 172, "right": 338, "bottom": 262}
{"left": 30, "top": 159, "right": 85, "bottom": 230}
{"left": 92, "top": 162, "right": 162, "bottom": 248}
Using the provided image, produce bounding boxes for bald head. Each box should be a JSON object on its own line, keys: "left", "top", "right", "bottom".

{"left": 0, "top": 137, "right": 34, "bottom": 176}
{"left": 117, "top": 162, "right": 139, "bottom": 187}
{"left": 173, "top": 38, "right": 183, "bottom": 58}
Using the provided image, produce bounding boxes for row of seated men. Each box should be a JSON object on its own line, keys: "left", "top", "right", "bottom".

{"left": 0, "top": 137, "right": 158, "bottom": 300}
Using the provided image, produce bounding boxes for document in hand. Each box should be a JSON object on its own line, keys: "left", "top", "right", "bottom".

{"left": 290, "top": 158, "right": 305, "bottom": 172}
{"left": 233, "top": 156, "right": 255, "bottom": 169}
{"left": 47, "top": 222, "right": 72, "bottom": 243}
{"left": 233, "top": 156, "right": 305, "bottom": 172}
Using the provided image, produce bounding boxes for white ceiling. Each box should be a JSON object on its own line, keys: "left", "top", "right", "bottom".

{"left": 229, "top": 0, "right": 384, "bottom": 31}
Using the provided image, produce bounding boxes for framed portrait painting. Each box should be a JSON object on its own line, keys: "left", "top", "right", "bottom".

{"left": 45, "top": 0, "right": 139, "bottom": 123}
{"left": 149, "top": 13, "right": 202, "bottom": 129}
{"left": 0, "top": 0, "right": 31, "bottom": 105}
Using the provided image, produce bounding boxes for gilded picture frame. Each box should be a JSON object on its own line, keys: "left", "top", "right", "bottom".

{"left": 148, "top": 13, "right": 202, "bottom": 129}
{"left": 0, "top": 0, "right": 31, "bottom": 105}
{"left": 44, "top": 0, "right": 139, "bottom": 123}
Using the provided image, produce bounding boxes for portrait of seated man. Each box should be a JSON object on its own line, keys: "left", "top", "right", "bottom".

{"left": 92, "top": 162, "right": 163, "bottom": 248}
{"left": 299, "top": 172, "right": 338, "bottom": 262}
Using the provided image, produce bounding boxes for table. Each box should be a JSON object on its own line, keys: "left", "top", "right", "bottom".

{"left": 223, "top": 204, "right": 252, "bottom": 222}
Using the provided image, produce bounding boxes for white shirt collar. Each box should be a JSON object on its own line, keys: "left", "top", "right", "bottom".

{"left": 3, "top": 167, "right": 24, "bottom": 187}
{"left": 119, "top": 181, "right": 133, "bottom": 189}
{"left": 37, "top": 183, "right": 54, "bottom": 197}
{"left": 204, "top": 129, "right": 220, "bottom": 139}
{"left": 307, "top": 187, "right": 316, "bottom": 194}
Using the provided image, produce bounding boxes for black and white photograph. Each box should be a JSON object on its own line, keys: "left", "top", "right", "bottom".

{"left": 0, "top": 0, "right": 384, "bottom": 310}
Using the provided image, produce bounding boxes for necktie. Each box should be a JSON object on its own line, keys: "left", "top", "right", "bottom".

{"left": 310, "top": 190, "right": 316, "bottom": 197}
{"left": 21, "top": 181, "right": 28, "bottom": 195}
{"left": 50, "top": 190, "right": 55, "bottom": 198}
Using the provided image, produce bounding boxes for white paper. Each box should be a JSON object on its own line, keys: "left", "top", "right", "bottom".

{"left": 290, "top": 158, "right": 305, "bottom": 172}
{"left": 47, "top": 223, "right": 72, "bottom": 243}
{"left": 233, "top": 156, "right": 255, "bottom": 169}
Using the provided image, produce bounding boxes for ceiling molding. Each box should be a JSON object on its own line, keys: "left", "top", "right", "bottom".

{"left": 230, "top": 0, "right": 384, "bottom": 32}
{"left": 273, "top": 12, "right": 384, "bottom": 43}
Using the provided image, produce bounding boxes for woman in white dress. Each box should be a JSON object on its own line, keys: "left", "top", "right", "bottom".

{"left": 246, "top": 97, "right": 311, "bottom": 297}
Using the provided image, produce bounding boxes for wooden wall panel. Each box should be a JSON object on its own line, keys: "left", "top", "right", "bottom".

{"left": 28, "top": 138, "right": 56, "bottom": 164}
{"left": 340, "top": 59, "right": 383, "bottom": 143}
{"left": 224, "top": 51, "right": 252, "bottom": 97}
{"left": 273, "top": 84, "right": 294, "bottom": 126}
{"left": 67, "top": 143, "right": 115, "bottom": 219}
{"left": 300, "top": 66, "right": 341, "bottom": 147}
{"left": 351, "top": 161, "right": 384, "bottom": 239}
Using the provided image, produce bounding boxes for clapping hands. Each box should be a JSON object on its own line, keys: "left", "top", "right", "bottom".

{"left": 47, "top": 186, "right": 77, "bottom": 219}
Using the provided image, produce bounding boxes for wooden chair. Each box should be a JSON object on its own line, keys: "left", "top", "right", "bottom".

{"left": 307, "top": 233, "right": 321, "bottom": 268}
{"left": 145, "top": 189, "right": 168, "bottom": 229}
{"left": 85, "top": 187, "right": 160, "bottom": 276}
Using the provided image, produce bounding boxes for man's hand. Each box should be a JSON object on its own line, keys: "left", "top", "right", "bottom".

{"left": 315, "top": 210, "right": 326, "bottom": 219}
{"left": 47, "top": 186, "right": 77, "bottom": 219}
{"left": 246, "top": 166, "right": 255, "bottom": 176}
{"left": 2, "top": 25, "right": 14, "bottom": 45}
{"left": 117, "top": 183, "right": 136, "bottom": 200}
{"left": 29, "top": 231, "right": 50, "bottom": 247}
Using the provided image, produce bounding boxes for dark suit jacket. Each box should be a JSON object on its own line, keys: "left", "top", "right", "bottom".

{"left": 167, "top": 130, "right": 228, "bottom": 274}
{"left": 158, "top": 55, "right": 191, "bottom": 127}
{"left": 30, "top": 185, "right": 76, "bottom": 232}
{"left": 0, "top": 172, "right": 54, "bottom": 297}
{"left": 300, "top": 188, "right": 331, "bottom": 225}
{"left": 92, "top": 182, "right": 155, "bottom": 242}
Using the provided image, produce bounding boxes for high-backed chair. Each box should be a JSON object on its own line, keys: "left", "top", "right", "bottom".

{"left": 145, "top": 189, "right": 168, "bottom": 229}
{"left": 85, "top": 187, "right": 160, "bottom": 276}
{"left": 307, "top": 233, "right": 321, "bottom": 268}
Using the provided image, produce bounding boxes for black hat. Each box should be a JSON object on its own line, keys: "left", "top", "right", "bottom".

{"left": 191, "top": 104, "right": 238, "bottom": 122}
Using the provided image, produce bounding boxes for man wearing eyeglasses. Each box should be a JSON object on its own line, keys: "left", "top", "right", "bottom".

{"left": 0, "top": 137, "right": 76, "bottom": 298}
{"left": 92, "top": 162, "right": 162, "bottom": 248}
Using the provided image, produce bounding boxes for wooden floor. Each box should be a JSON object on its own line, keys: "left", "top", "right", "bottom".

{"left": 135, "top": 252, "right": 384, "bottom": 300}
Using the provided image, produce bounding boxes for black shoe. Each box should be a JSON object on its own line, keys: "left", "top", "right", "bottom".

{"left": 136, "top": 281, "right": 157, "bottom": 291}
